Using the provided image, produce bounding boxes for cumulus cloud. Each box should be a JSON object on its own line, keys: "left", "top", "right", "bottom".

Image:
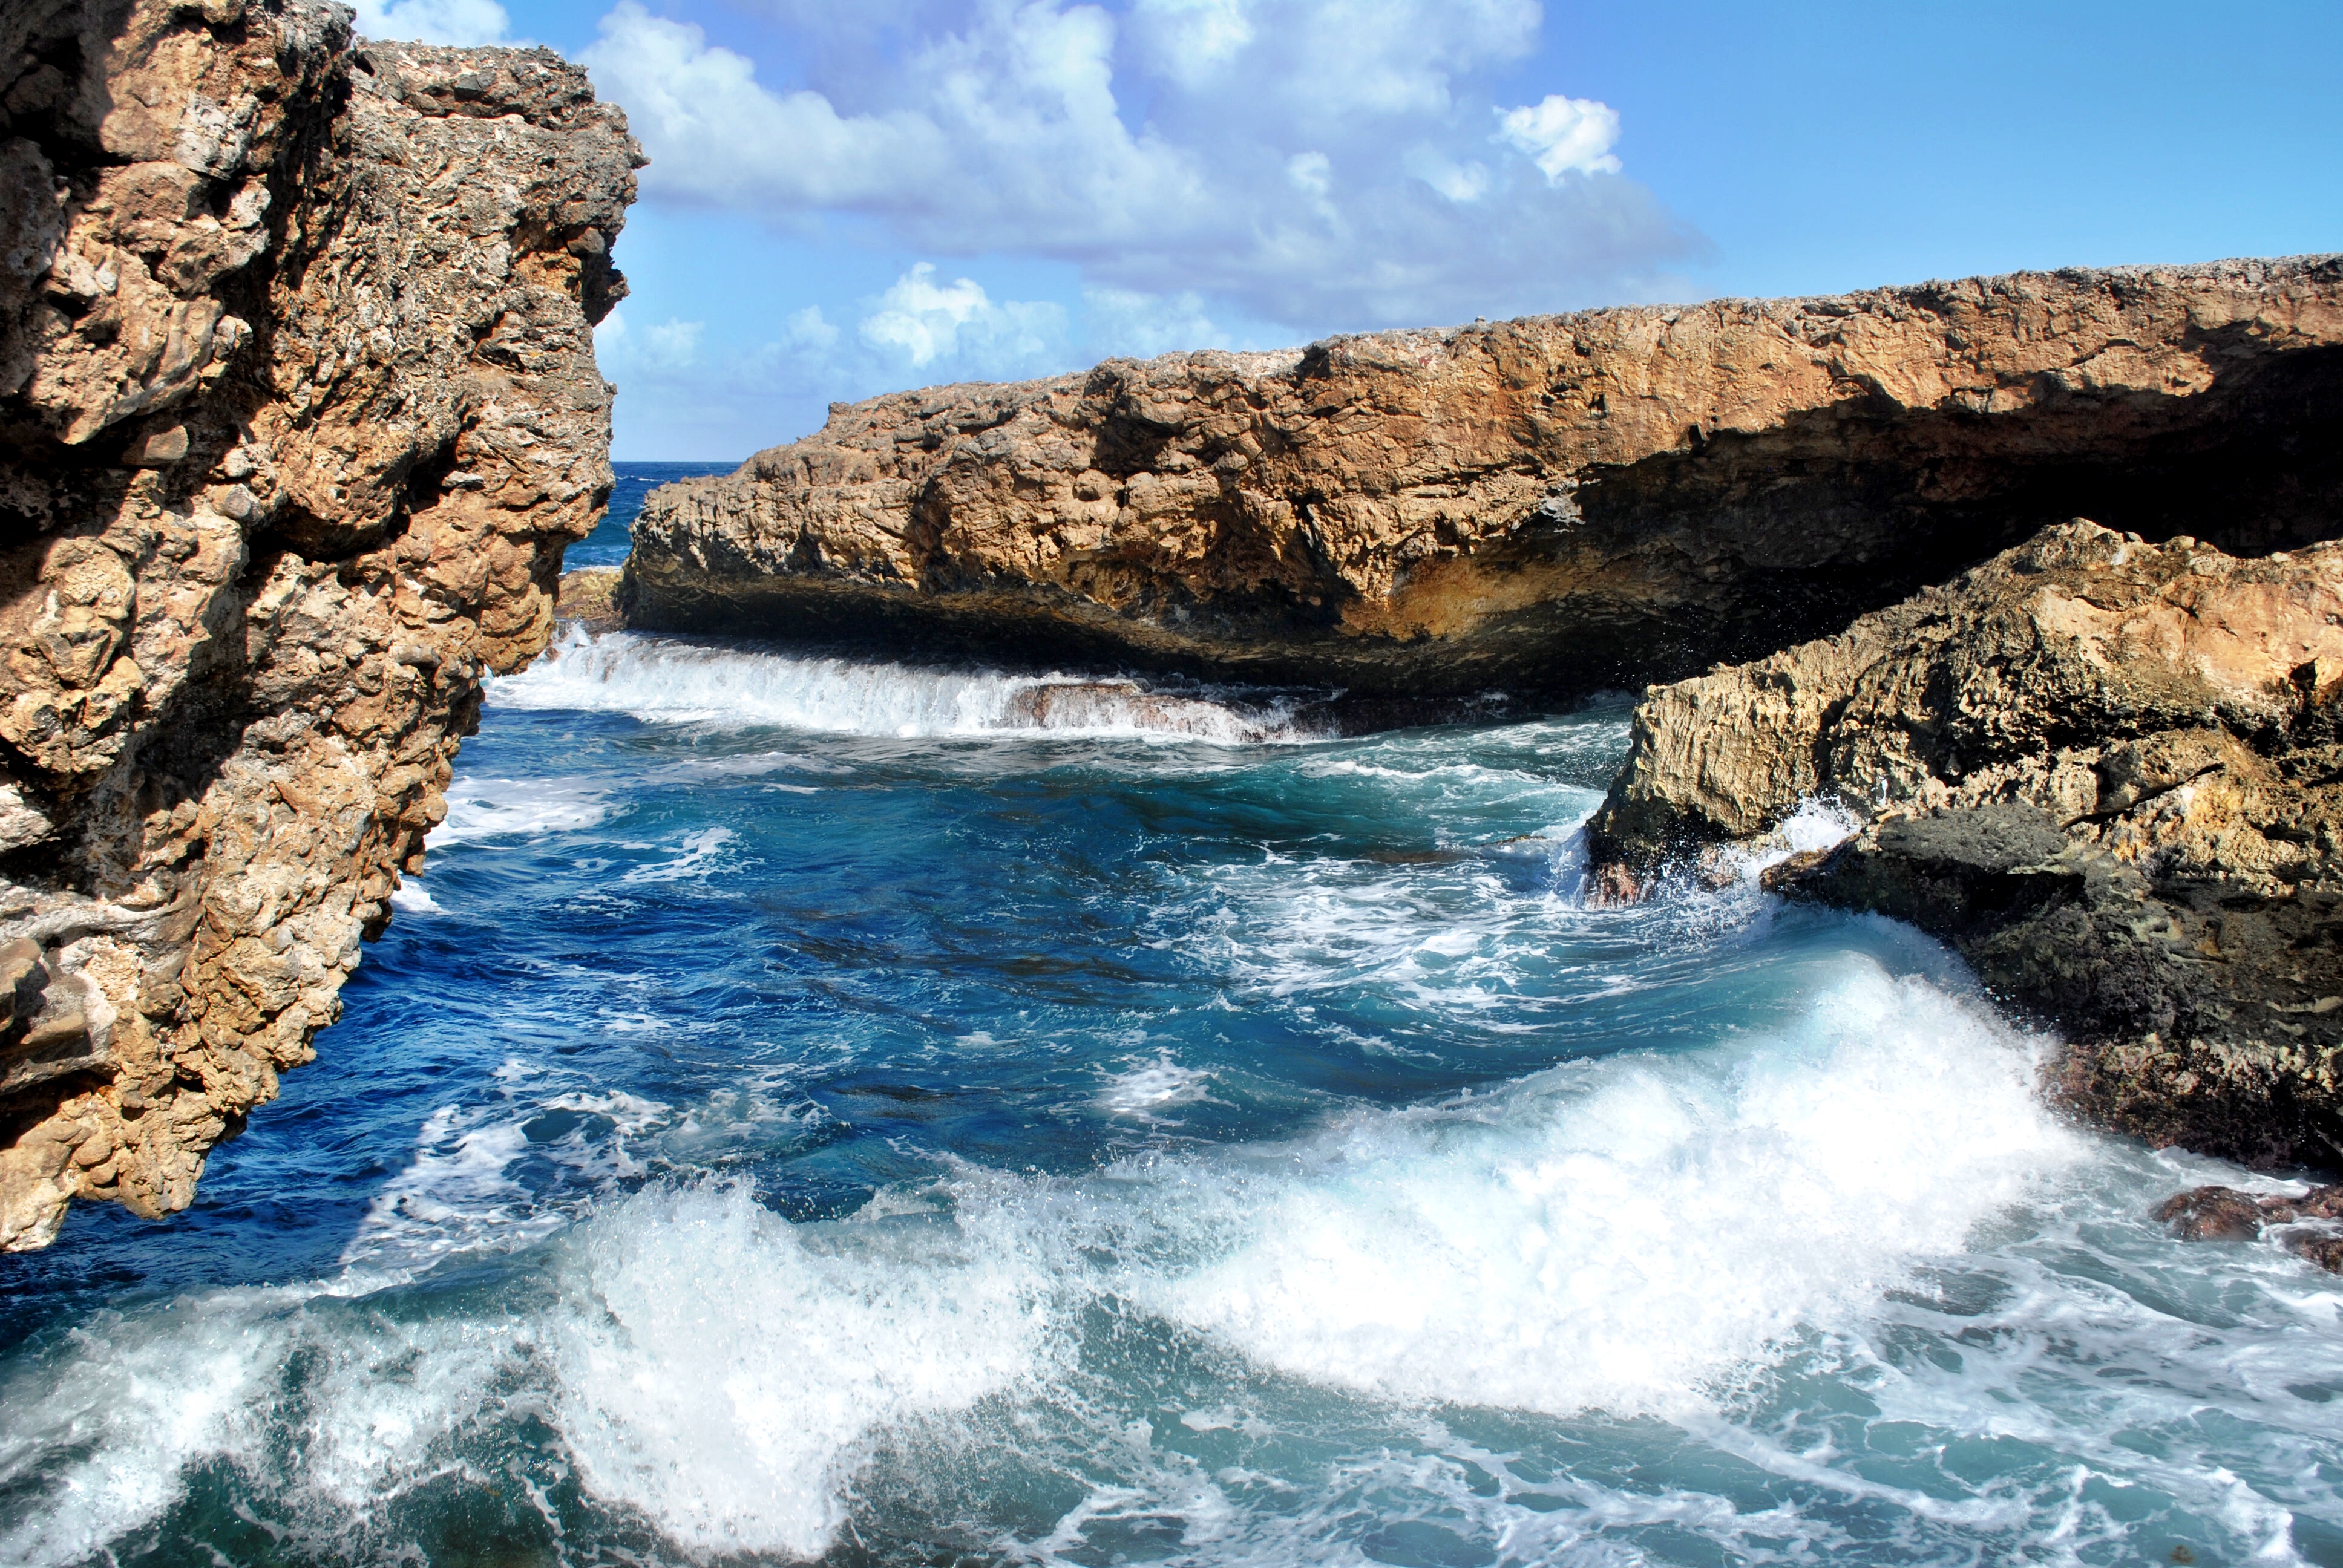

{"left": 1498, "top": 94, "right": 1624, "bottom": 180}
{"left": 1129, "top": 0, "right": 1539, "bottom": 122}
{"left": 584, "top": 0, "right": 1700, "bottom": 334}
{"left": 597, "top": 310, "right": 706, "bottom": 374}
{"left": 611, "top": 266, "right": 1070, "bottom": 402}
{"left": 579, "top": 5, "right": 948, "bottom": 209}
{"left": 859, "top": 264, "right": 1066, "bottom": 368}
{"left": 1082, "top": 287, "right": 1238, "bottom": 360}
{"left": 349, "top": 0, "right": 513, "bottom": 45}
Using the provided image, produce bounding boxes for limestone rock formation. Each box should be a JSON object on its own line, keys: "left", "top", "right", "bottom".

{"left": 555, "top": 564, "right": 623, "bottom": 630}
{"left": 626, "top": 258, "right": 2343, "bottom": 694}
{"left": 1585, "top": 521, "right": 2343, "bottom": 1168}
{"left": 0, "top": 1, "right": 637, "bottom": 1249}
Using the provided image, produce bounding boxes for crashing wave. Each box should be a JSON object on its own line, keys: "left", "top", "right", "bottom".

{"left": 487, "top": 627, "right": 1326, "bottom": 743}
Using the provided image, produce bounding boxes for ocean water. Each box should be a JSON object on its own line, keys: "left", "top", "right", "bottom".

{"left": 2, "top": 481, "right": 2340, "bottom": 1565}
{"left": 567, "top": 462, "right": 742, "bottom": 570}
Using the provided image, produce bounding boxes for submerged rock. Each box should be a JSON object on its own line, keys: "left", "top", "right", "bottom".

{"left": 1586, "top": 521, "right": 2343, "bottom": 1168}
{"left": 2154, "top": 1185, "right": 2271, "bottom": 1241}
{"left": 2153, "top": 1183, "right": 2343, "bottom": 1270}
{"left": 0, "top": 4, "right": 638, "bottom": 1249}
{"left": 626, "top": 258, "right": 2343, "bottom": 695}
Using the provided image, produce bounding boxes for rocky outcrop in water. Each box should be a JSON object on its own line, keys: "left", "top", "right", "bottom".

{"left": 555, "top": 564, "right": 623, "bottom": 630}
{"left": 626, "top": 258, "right": 2343, "bottom": 694}
{"left": 1585, "top": 521, "right": 2343, "bottom": 1168}
{"left": 2155, "top": 1183, "right": 2343, "bottom": 1270}
{"left": 0, "top": 1, "right": 637, "bottom": 1249}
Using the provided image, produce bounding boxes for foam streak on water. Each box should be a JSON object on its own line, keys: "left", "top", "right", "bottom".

{"left": 490, "top": 626, "right": 1323, "bottom": 743}
{"left": 1, "top": 641, "right": 2337, "bottom": 1567}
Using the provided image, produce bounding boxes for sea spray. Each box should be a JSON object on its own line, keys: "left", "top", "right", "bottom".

{"left": 489, "top": 626, "right": 1328, "bottom": 743}
{"left": 547, "top": 1181, "right": 1052, "bottom": 1558}
{"left": 4, "top": 679, "right": 2337, "bottom": 1565}
{"left": 1132, "top": 961, "right": 2082, "bottom": 1417}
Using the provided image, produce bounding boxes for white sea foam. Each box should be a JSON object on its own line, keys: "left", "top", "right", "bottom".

{"left": 1128, "top": 959, "right": 2083, "bottom": 1417}
{"left": 487, "top": 627, "right": 1323, "bottom": 743}
{"left": 337, "top": 1102, "right": 563, "bottom": 1277}
{"left": 1181, "top": 824, "right": 1601, "bottom": 1014}
{"left": 1098, "top": 1054, "right": 1214, "bottom": 1120}
{"left": 620, "top": 825, "right": 743, "bottom": 884}
{"left": 433, "top": 773, "right": 613, "bottom": 844}
{"left": 0, "top": 1292, "right": 283, "bottom": 1567}
{"left": 547, "top": 1181, "right": 1050, "bottom": 1559}
{"left": 388, "top": 878, "right": 442, "bottom": 913}
{"left": 8, "top": 959, "right": 2341, "bottom": 1565}
{"left": 1709, "top": 795, "right": 1863, "bottom": 885}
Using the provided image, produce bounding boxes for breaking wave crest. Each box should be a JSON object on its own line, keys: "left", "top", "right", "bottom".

{"left": 0, "top": 961, "right": 2148, "bottom": 1567}
{"left": 488, "top": 627, "right": 1326, "bottom": 743}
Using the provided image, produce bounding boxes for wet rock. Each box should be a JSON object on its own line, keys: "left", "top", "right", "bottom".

{"left": 0, "top": 4, "right": 638, "bottom": 1249}
{"left": 2152, "top": 1185, "right": 2269, "bottom": 1240}
{"left": 628, "top": 258, "right": 2343, "bottom": 696}
{"left": 2256, "top": 1183, "right": 2343, "bottom": 1222}
{"left": 1587, "top": 521, "right": 2343, "bottom": 1168}
{"left": 2287, "top": 1232, "right": 2343, "bottom": 1272}
{"left": 2152, "top": 1183, "right": 2343, "bottom": 1271}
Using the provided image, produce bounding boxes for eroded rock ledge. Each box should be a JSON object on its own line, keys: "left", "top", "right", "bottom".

{"left": 628, "top": 257, "right": 2342, "bottom": 695}
{"left": 0, "top": 1, "right": 638, "bottom": 1249}
{"left": 1585, "top": 521, "right": 2343, "bottom": 1169}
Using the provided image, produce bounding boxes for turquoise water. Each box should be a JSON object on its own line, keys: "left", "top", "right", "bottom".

{"left": 1, "top": 472, "right": 2340, "bottom": 1565}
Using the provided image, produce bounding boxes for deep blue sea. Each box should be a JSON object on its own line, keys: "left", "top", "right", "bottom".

{"left": 2, "top": 463, "right": 2340, "bottom": 1566}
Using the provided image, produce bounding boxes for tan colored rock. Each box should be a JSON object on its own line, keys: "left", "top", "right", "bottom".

{"left": 556, "top": 566, "right": 623, "bottom": 630}
{"left": 1585, "top": 521, "right": 2343, "bottom": 1167}
{"left": 628, "top": 258, "right": 2343, "bottom": 694}
{"left": 0, "top": 3, "right": 638, "bottom": 1249}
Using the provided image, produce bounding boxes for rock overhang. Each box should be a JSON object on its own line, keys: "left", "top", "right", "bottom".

{"left": 622, "top": 256, "right": 2343, "bottom": 698}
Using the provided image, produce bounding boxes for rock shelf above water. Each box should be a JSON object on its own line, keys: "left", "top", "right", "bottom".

{"left": 624, "top": 256, "right": 2343, "bottom": 696}
{"left": 1585, "top": 521, "right": 2343, "bottom": 1169}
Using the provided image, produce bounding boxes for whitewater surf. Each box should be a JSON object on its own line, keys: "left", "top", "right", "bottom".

{"left": 1, "top": 627, "right": 2336, "bottom": 1566}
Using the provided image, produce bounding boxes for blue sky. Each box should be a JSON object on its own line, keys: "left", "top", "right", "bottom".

{"left": 358, "top": 1, "right": 2343, "bottom": 460}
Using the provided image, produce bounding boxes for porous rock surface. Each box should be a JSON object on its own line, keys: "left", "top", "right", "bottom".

{"left": 2154, "top": 1183, "right": 2343, "bottom": 1272}
{"left": 1585, "top": 521, "right": 2343, "bottom": 1168}
{"left": 627, "top": 258, "right": 2343, "bottom": 694}
{"left": 0, "top": 0, "right": 637, "bottom": 1249}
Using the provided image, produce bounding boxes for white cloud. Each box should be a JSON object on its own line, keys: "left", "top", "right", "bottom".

{"left": 1083, "top": 287, "right": 1241, "bottom": 359}
{"left": 859, "top": 264, "right": 1066, "bottom": 369}
{"left": 861, "top": 266, "right": 989, "bottom": 365}
{"left": 782, "top": 306, "right": 840, "bottom": 353}
{"left": 1127, "top": 0, "right": 1539, "bottom": 120}
{"left": 581, "top": 4, "right": 948, "bottom": 209}
{"left": 1404, "top": 149, "right": 1493, "bottom": 203}
{"left": 641, "top": 317, "right": 705, "bottom": 371}
{"left": 596, "top": 310, "right": 707, "bottom": 374}
{"left": 350, "top": 0, "right": 513, "bottom": 45}
{"left": 1129, "top": 0, "right": 1256, "bottom": 86}
{"left": 1497, "top": 93, "right": 1623, "bottom": 180}
{"left": 582, "top": 0, "right": 1695, "bottom": 333}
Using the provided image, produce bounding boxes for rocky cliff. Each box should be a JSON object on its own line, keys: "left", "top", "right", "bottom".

{"left": 626, "top": 258, "right": 2343, "bottom": 695}
{"left": 1585, "top": 521, "right": 2343, "bottom": 1168}
{"left": 0, "top": 0, "right": 637, "bottom": 1249}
